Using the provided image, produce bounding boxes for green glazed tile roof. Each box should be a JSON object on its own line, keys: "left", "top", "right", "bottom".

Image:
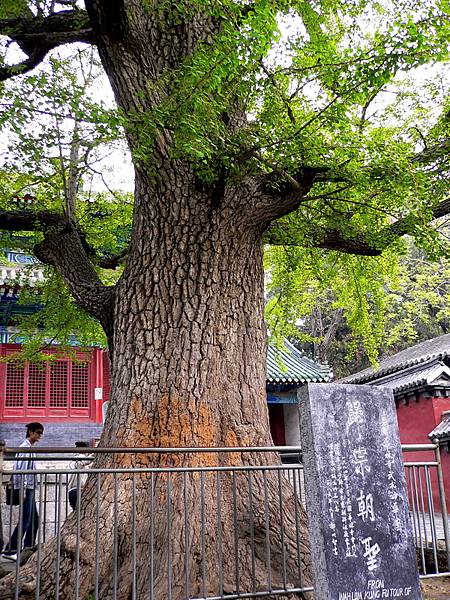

{"left": 267, "top": 339, "right": 332, "bottom": 384}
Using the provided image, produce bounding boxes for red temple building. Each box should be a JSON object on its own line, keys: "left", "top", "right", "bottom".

{"left": 0, "top": 344, "right": 108, "bottom": 446}
{"left": 342, "top": 334, "right": 450, "bottom": 511}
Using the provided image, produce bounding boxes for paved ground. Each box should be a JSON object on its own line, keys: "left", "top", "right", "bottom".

{"left": 1, "top": 548, "right": 449, "bottom": 597}
{"left": 422, "top": 576, "right": 450, "bottom": 599}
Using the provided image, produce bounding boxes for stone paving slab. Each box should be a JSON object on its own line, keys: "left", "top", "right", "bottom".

{"left": 411, "top": 513, "right": 450, "bottom": 542}
{"left": 421, "top": 576, "right": 450, "bottom": 599}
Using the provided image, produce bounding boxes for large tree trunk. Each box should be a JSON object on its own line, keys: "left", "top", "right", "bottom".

{"left": 109, "top": 170, "right": 271, "bottom": 452}
{"left": 0, "top": 2, "right": 314, "bottom": 597}
{"left": 0, "top": 171, "right": 312, "bottom": 599}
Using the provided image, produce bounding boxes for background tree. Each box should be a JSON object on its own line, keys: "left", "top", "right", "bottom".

{"left": 0, "top": 1, "right": 449, "bottom": 598}
{"left": 265, "top": 225, "right": 450, "bottom": 378}
{"left": 297, "top": 237, "right": 450, "bottom": 378}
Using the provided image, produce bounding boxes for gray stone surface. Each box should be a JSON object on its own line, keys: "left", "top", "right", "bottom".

{"left": 299, "top": 383, "right": 422, "bottom": 600}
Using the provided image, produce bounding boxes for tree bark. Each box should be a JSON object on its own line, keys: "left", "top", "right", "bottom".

{"left": 0, "top": 3, "right": 313, "bottom": 598}
{"left": 0, "top": 170, "right": 312, "bottom": 599}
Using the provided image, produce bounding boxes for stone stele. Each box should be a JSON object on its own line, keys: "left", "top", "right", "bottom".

{"left": 299, "top": 383, "right": 422, "bottom": 600}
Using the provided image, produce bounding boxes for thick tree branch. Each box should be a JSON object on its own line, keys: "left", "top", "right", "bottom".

{"left": 34, "top": 223, "right": 115, "bottom": 333}
{"left": 0, "top": 208, "right": 125, "bottom": 269}
{"left": 266, "top": 196, "right": 450, "bottom": 255}
{"left": 251, "top": 165, "right": 320, "bottom": 224}
{"left": 264, "top": 223, "right": 381, "bottom": 255}
{"left": 383, "top": 197, "right": 450, "bottom": 239}
{"left": 254, "top": 153, "right": 302, "bottom": 193}
{"left": 0, "top": 208, "right": 62, "bottom": 230}
{"left": 0, "top": 9, "right": 94, "bottom": 81}
{"left": 0, "top": 209, "right": 114, "bottom": 335}
{"left": 412, "top": 138, "right": 450, "bottom": 165}
{"left": 97, "top": 248, "right": 128, "bottom": 270}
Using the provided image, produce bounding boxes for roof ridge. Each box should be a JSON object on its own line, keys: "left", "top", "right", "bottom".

{"left": 267, "top": 340, "right": 331, "bottom": 384}
{"left": 358, "top": 355, "right": 444, "bottom": 383}
{"left": 343, "top": 351, "right": 448, "bottom": 384}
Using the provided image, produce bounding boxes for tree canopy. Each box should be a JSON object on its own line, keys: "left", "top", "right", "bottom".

{"left": 0, "top": 0, "right": 449, "bottom": 363}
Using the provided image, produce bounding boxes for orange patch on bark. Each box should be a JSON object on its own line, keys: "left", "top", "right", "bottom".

{"left": 117, "top": 396, "right": 154, "bottom": 466}
{"left": 150, "top": 395, "right": 220, "bottom": 467}
{"left": 110, "top": 395, "right": 251, "bottom": 468}
{"left": 224, "top": 430, "right": 244, "bottom": 466}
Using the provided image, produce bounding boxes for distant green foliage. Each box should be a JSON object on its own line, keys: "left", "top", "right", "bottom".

{"left": 270, "top": 231, "right": 450, "bottom": 377}
{"left": 265, "top": 244, "right": 402, "bottom": 365}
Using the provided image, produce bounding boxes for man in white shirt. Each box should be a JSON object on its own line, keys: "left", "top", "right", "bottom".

{"left": 68, "top": 440, "right": 91, "bottom": 510}
{"left": 2, "top": 422, "right": 44, "bottom": 561}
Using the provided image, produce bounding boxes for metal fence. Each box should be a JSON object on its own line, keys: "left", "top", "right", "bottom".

{"left": 402, "top": 443, "right": 450, "bottom": 578}
{"left": 1, "top": 446, "right": 313, "bottom": 600}
{"left": 0, "top": 444, "right": 448, "bottom": 600}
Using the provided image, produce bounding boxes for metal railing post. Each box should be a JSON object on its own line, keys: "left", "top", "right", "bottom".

{"left": 433, "top": 438, "right": 450, "bottom": 571}
{"left": 0, "top": 439, "right": 4, "bottom": 551}
{"left": 0, "top": 438, "right": 4, "bottom": 491}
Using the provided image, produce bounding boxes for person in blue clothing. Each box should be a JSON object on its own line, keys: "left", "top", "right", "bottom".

{"left": 2, "top": 422, "right": 44, "bottom": 561}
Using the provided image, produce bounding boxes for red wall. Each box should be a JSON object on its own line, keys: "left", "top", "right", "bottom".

{"left": 432, "top": 397, "right": 450, "bottom": 428}
{"left": 268, "top": 404, "right": 286, "bottom": 446}
{"left": 397, "top": 394, "right": 450, "bottom": 512}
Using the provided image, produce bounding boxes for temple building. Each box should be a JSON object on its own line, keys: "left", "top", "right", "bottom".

{"left": 341, "top": 334, "right": 450, "bottom": 510}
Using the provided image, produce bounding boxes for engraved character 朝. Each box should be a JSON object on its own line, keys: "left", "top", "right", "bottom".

{"left": 357, "top": 492, "right": 375, "bottom": 522}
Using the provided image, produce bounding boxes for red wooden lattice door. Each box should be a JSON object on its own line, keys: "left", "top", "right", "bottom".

{"left": 0, "top": 345, "right": 93, "bottom": 420}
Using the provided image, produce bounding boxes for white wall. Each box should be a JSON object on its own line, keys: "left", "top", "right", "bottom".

{"left": 283, "top": 403, "right": 301, "bottom": 446}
